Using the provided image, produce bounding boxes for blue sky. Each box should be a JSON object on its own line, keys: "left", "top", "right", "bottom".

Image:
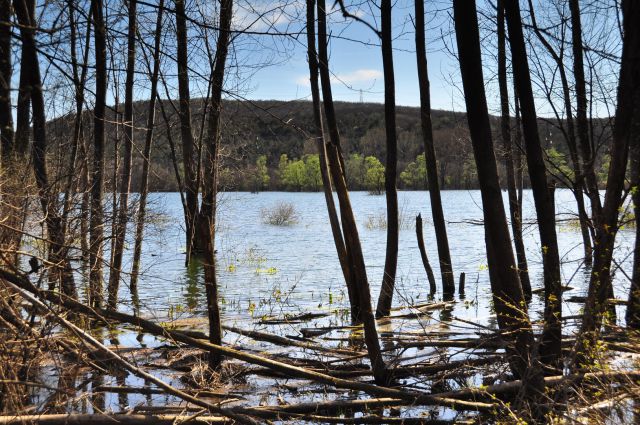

{"left": 223, "top": 0, "right": 621, "bottom": 119}
{"left": 230, "top": 0, "right": 463, "bottom": 110}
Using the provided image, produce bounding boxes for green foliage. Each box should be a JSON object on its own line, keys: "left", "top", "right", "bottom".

{"left": 345, "top": 153, "right": 366, "bottom": 189}
{"left": 400, "top": 153, "right": 427, "bottom": 189}
{"left": 364, "top": 156, "right": 385, "bottom": 194}
{"left": 247, "top": 155, "right": 270, "bottom": 192}
{"left": 597, "top": 153, "right": 611, "bottom": 186}
{"left": 278, "top": 154, "right": 322, "bottom": 191}
{"left": 545, "top": 147, "right": 573, "bottom": 182}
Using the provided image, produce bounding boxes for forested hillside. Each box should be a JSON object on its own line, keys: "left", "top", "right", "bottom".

{"left": 47, "top": 99, "right": 611, "bottom": 192}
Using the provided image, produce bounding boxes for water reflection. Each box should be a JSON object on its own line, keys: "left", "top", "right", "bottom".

{"left": 184, "top": 257, "right": 204, "bottom": 311}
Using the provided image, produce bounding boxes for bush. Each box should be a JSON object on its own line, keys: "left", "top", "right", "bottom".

{"left": 261, "top": 202, "right": 299, "bottom": 225}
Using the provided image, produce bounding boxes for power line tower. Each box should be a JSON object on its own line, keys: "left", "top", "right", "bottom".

{"left": 359, "top": 89, "right": 363, "bottom": 103}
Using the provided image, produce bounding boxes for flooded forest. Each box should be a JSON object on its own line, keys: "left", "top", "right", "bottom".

{"left": 1, "top": 0, "right": 640, "bottom": 423}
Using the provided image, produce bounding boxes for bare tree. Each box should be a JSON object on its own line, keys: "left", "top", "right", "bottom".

{"left": 497, "top": 0, "right": 530, "bottom": 297}
{"left": 374, "top": 0, "right": 400, "bottom": 318}
{"left": 569, "top": 0, "right": 602, "bottom": 226}
{"left": 575, "top": 0, "right": 640, "bottom": 365}
{"left": 413, "top": 0, "right": 455, "bottom": 297}
{"left": 504, "top": 0, "right": 562, "bottom": 366}
{"left": 108, "top": 0, "right": 138, "bottom": 310}
{"left": 198, "top": 0, "right": 233, "bottom": 369}
{"left": 89, "top": 0, "right": 107, "bottom": 309}
{"left": 0, "top": 0, "right": 12, "bottom": 161}
{"left": 317, "top": 0, "right": 389, "bottom": 385}
{"left": 453, "top": 0, "right": 539, "bottom": 384}
{"left": 305, "top": 0, "right": 351, "bottom": 305}
{"left": 130, "top": 0, "right": 165, "bottom": 306}
{"left": 175, "top": 0, "right": 200, "bottom": 265}
{"left": 526, "top": 0, "right": 593, "bottom": 266}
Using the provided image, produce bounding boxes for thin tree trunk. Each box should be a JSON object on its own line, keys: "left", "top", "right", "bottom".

{"left": 89, "top": 0, "right": 107, "bottom": 310}
{"left": 413, "top": 0, "right": 455, "bottom": 297}
{"left": 504, "top": 0, "right": 562, "bottom": 367}
{"left": 453, "top": 0, "right": 539, "bottom": 384}
{"left": 0, "top": 0, "right": 12, "bottom": 161}
{"left": 527, "top": 0, "right": 592, "bottom": 266}
{"left": 376, "top": 0, "right": 400, "bottom": 317}
{"left": 14, "top": 0, "right": 74, "bottom": 297}
{"left": 497, "top": 0, "right": 531, "bottom": 297}
{"left": 14, "top": 0, "right": 32, "bottom": 158}
{"left": 569, "top": 0, "right": 602, "bottom": 227}
{"left": 200, "top": 0, "right": 233, "bottom": 369}
{"left": 317, "top": 0, "right": 389, "bottom": 385}
{"left": 575, "top": 0, "right": 640, "bottom": 363}
{"left": 175, "top": 0, "right": 200, "bottom": 265}
{"left": 305, "top": 0, "right": 351, "bottom": 298}
{"left": 0, "top": 0, "right": 21, "bottom": 269}
{"left": 58, "top": 0, "right": 92, "bottom": 299}
{"left": 626, "top": 122, "right": 640, "bottom": 329}
{"left": 108, "top": 0, "right": 137, "bottom": 310}
{"left": 130, "top": 0, "right": 164, "bottom": 308}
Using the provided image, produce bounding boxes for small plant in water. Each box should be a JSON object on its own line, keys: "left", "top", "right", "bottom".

{"left": 261, "top": 201, "right": 299, "bottom": 225}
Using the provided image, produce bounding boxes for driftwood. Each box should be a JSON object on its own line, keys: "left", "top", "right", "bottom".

{"left": 5, "top": 268, "right": 639, "bottom": 422}
{"left": 0, "top": 269, "right": 499, "bottom": 412}
{"left": 223, "top": 324, "right": 357, "bottom": 356}
{"left": 2, "top": 277, "right": 260, "bottom": 425}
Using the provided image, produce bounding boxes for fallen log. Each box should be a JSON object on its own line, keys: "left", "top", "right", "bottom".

{"left": 0, "top": 414, "right": 230, "bottom": 424}
{"left": 223, "top": 324, "right": 358, "bottom": 356}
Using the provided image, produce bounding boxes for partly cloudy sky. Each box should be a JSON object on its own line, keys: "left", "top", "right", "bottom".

{"left": 231, "top": 0, "right": 460, "bottom": 109}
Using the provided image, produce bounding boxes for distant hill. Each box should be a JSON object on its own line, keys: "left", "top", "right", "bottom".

{"left": 45, "top": 99, "right": 611, "bottom": 192}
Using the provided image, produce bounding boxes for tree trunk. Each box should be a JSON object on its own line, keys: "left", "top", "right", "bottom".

{"left": 305, "top": 0, "right": 351, "bottom": 299}
{"left": 497, "top": 0, "right": 531, "bottom": 297}
{"left": 453, "top": 0, "right": 539, "bottom": 383}
{"left": 175, "top": 0, "right": 200, "bottom": 265}
{"left": 375, "top": 0, "right": 400, "bottom": 317}
{"left": 130, "top": 0, "right": 164, "bottom": 308}
{"left": 0, "top": 0, "right": 21, "bottom": 269}
{"left": 89, "top": 0, "right": 107, "bottom": 310}
{"left": 504, "top": 0, "right": 563, "bottom": 367}
{"left": 575, "top": 0, "right": 640, "bottom": 363}
{"left": 317, "top": 0, "right": 389, "bottom": 385}
{"left": 14, "top": 0, "right": 31, "bottom": 158}
{"left": 108, "top": 0, "right": 137, "bottom": 310}
{"left": 14, "top": 0, "right": 75, "bottom": 298}
{"left": 413, "top": 0, "right": 455, "bottom": 297}
{"left": 200, "top": 0, "right": 233, "bottom": 369}
{"left": 626, "top": 122, "right": 640, "bottom": 329}
{"left": 0, "top": 0, "right": 13, "bottom": 161}
{"left": 569, "top": 0, "right": 602, "bottom": 227}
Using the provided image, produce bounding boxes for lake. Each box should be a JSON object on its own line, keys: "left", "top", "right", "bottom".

{"left": 114, "top": 189, "right": 635, "bottom": 329}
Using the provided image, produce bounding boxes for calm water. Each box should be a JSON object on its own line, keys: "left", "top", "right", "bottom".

{"left": 113, "top": 189, "right": 635, "bottom": 328}
{"left": 27, "top": 189, "right": 637, "bottom": 417}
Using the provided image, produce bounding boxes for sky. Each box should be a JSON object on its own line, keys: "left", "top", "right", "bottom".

{"left": 220, "top": 0, "right": 621, "bottom": 119}
{"left": 227, "top": 0, "right": 464, "bottom": 110}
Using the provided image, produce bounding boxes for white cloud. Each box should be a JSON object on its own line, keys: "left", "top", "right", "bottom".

{"left": 296, "top": 69, "right": 382, "bottom": 87}
{"left": 334, "top": 69, "right": 382, "bottom": 84}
